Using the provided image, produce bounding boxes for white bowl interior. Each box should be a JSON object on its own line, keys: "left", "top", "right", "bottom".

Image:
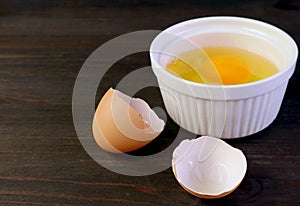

{"left": 152, "top": 17, "right": 297, "bottom": 76}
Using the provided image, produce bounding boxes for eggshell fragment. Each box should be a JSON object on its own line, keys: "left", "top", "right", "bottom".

{"left": 172, "top": 136, "right": 247, "bottom": 199}
{"left": 93, "top": 88, "right": 165, "bottom": 153}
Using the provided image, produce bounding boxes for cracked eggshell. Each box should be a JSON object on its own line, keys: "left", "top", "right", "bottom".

{"left": 93, "top": 88, "right": 165, "bottom": 153}
{"left": 172, "top": 136, "right": 247, "bottom": 199}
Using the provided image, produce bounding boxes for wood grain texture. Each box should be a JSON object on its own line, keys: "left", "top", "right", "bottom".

{"left": 0, "top": 0, "right": 299, "bottom": 205}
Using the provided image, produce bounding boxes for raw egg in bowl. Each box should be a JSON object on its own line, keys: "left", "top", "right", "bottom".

{"left": 150, "top": 16, "right": 298, "bottom": 138}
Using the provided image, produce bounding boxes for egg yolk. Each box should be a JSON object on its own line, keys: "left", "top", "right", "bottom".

{"left": 210, "top": 56, "right": 248, "bottom": 85}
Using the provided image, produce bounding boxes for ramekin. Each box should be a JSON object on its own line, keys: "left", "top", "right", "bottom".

{"left": 150, "top": 16, "right": 298, "bottom": 138}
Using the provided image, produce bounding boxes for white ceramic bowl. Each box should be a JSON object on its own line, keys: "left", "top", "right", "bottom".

{"left": 150, "top": 16, "right": 298, "bottom": 138}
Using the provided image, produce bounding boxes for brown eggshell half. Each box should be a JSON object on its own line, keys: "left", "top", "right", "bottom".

{"left": 172, "top": 136, "right": 247, "bottom": 199}
{"left": 173, "top": 166, "right": 241, "bottom": 199}
{"left": 93, "top": 88, "right": 164, "bottom": 153}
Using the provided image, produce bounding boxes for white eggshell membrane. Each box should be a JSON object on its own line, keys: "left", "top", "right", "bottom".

{"left": 93, "top": 88, "right": 165, "bottom": 153}
{"left": 172, "top": 136, "right": 247, "bottom": 199}
{"left": 112, "top": 89, "right": 165, "bottom": 140}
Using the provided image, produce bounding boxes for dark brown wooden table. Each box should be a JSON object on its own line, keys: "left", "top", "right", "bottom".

{"left": 1, "top": 1, "right": 299, "bottom": 205}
